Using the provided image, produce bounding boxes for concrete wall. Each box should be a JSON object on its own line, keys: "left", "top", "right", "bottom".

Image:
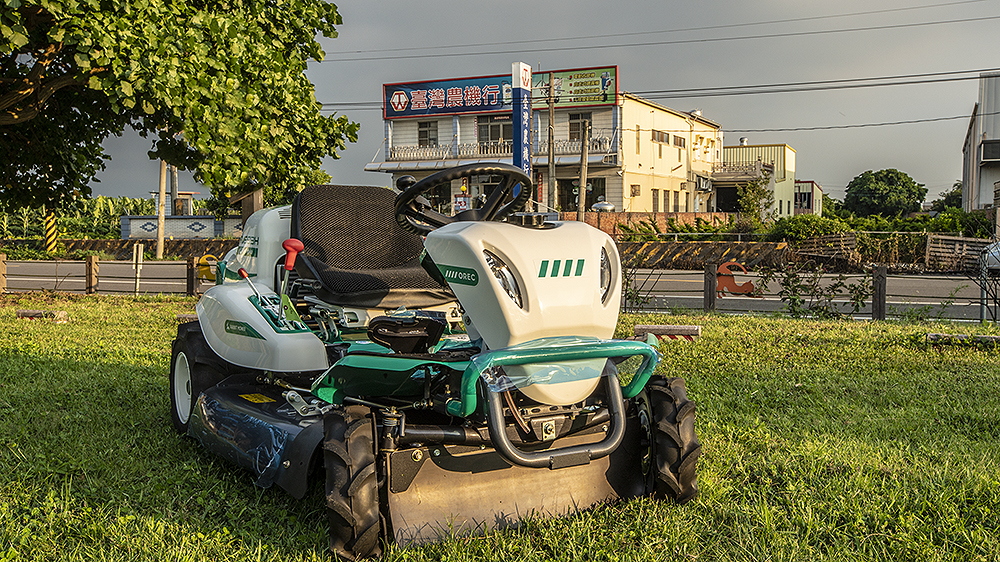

{"left": 120, "top": 216, "right": 243, "bottom": 239}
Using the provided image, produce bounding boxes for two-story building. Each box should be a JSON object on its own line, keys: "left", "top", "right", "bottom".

{"left": 715, "top": 143, "right": 797, "bottom": 218}
{"left": 364, "top": 66, "right": 724, "bottom": 215}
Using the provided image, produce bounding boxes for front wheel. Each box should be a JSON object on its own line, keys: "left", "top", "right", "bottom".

{"left": 637, "top": 376, "right": 701, "bottom": 504}
{"left": 169, "top": 321, "right": 229, "bottom": 434}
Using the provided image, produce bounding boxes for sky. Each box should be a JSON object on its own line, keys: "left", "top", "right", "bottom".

{"left": 92, "top": 0, "right": 1000, "bottom": 202}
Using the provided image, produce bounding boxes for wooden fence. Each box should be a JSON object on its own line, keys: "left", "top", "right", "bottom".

{"left": 0, "top": 254, "right": 213, "bottom": 295}
{"left": 924, "top": 234, "right": 992, "bottom": 271}
{"left": 793, "top": 232, "right": 993, "bottom": 271}
{"left": 793, "top": 233, "right": 858, "bottom": 259}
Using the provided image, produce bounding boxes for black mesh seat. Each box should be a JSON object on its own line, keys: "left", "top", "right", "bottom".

{"left": 290, "top": 185, "right": 455, "bottom": 309}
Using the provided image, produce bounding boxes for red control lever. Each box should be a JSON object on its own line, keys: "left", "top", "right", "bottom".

{"left": 238, "top": 268, "right": 250, "bottom": 279}
{"left": 282, "top": 238, "right": 304, "bottom": 271}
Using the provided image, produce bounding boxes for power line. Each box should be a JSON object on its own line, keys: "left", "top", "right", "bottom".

{"left": 317, "top": 70, "right": 1000, "bottom": 133}
{"left": 319, "top": 66, "right": 1000, "bottom": 110}
{"left": 727, "top": 115, "right": 970, "bottom": 133}
{"left": 641, "top": 75, "right": 983, "bottom": 99}
{"left": 633, "top": 67, "right": 1000, "bottom": 97}
{"left": 320, "top": 15, "right": 1000, "bottom": 62}
{"left": 330, "top": 0, "right": 990, "bottom": 57}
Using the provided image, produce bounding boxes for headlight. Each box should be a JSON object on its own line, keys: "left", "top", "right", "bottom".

{"left": 600, "top": 247, "right": 612, "bottom": 303}
{"left": 483, "top": 250, "right": 523, "bottom": 309}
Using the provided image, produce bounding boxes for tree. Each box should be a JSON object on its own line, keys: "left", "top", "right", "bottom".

{"left": 735, "top": 173, "right": 775, "bottom": 231}
{"left": 821, "top": 193, "right": 848, "bottom": 218}
{"left": 0, "top": 83, "right": 129, "bottom": 211}
{"left": 1, "top": 0, "right": 358, "bottom": 210}
{"left": 843, "top": 169, "right": 927, "bottom": 217}
{"left": 929, "top": 180, "right": 963, "bottom": 213}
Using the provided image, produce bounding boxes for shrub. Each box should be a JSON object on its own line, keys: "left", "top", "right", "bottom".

{"left": 768, "top": 214, "right": 849, "bottom": 242}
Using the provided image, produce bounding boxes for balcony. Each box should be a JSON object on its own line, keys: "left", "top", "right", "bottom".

{"left": 711, "top": 160, "right": 773, "bottom": 181}
{"left": 387, "top": 136, "right": 615, "bottom": 162}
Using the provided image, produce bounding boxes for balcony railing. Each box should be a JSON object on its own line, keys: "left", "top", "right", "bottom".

{"left": 387, "top": 136, "right": 615, "bottom": 162}
{"left": 711, "top": 161, "right": 774, "bottom": 178}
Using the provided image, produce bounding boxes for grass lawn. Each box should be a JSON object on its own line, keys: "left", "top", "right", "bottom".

{"left": 1, "top": 293, "right": 998, "bottom": 561}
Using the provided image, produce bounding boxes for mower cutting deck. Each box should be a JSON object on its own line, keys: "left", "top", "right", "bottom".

{"left": 169, "top": 163, "right": 700, "bottom": 559}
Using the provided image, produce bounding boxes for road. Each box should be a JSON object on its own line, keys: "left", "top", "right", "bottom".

{"left": 626, "top": 269, "right": 993, "bottom": 321}
{"left": 4, "top": 260, "right": 995, "bottom": 321}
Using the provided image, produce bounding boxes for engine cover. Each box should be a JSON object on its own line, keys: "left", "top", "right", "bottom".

{"left": 423, "top": 221, "right": 621, "bottom": 350}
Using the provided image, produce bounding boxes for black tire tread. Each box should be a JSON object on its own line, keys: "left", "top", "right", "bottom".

{"left": 647, "top": 376, "right": 701, "bottom": 504}
{"left": 324, "top": 405, "right": 382, "bottom": 560}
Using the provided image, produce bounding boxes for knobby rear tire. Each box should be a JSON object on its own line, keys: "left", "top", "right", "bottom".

{"left": 643, "top": 376, "right": 701, "bottom": 504}
{"left": 324, "top": 405, "right": 382, "bottom": 560}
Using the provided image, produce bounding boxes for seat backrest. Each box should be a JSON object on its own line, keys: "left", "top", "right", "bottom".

{"left": 291, "top": 185, "right": 426, "bottom": 270}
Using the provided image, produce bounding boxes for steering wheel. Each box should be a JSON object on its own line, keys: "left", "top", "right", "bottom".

{"left": 394, "top": 163, "right": 532, "bottom": 235}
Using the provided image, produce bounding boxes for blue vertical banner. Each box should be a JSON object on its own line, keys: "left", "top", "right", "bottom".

{"left": 512, "top": 62, "right": 532, "bottom": 184}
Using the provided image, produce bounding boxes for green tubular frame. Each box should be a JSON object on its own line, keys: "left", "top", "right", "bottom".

{"left": 445, "top": 339, "right": 660, "bottom": 417}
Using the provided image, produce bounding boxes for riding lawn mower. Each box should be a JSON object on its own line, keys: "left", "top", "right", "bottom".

{"left": 168, "top": 163, "right": 701, "bottom": 559}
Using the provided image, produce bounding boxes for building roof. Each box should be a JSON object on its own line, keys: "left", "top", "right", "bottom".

{"left": 724, "top": 143, "right": 796, "bottom": 152}
{"left": 621, "top": 92, "right": 722, "bottom": 129}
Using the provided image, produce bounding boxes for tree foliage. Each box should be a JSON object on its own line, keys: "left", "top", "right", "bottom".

{"left": 768, "top": 213, "right": 850, "bottom": 242}
{"left": 843, "top": 169, "right": 927, "bottom": 217}
{"left": 929, "top": 180, "right": 963, "bottom": 213}
{"left": 736, "top": 173, "right": 775, "bottom": 231}
{"left": 1, "top": 0, "right": 358, "bottom": 209}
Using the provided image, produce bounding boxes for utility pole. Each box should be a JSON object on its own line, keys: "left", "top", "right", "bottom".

{"left": 169, "top": 165, "right": 179, "bottom": 215}
{"left": 547, "top": 73, "right": 556, "bottom": 212}
{"left": 577, "top": 119, "right": 589, "bottom": 222}
{"left": 156, "top": 160, "right": 166, "bottom": 259}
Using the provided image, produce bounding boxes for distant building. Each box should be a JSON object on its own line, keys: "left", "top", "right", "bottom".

{"left": 962, "top": 72, "right": 1000, "bottom": 210}
{"left": 716, "top": 144, "right": 797, "bottom": 218}
{"left": 793, "top": 180, "right": 823, "bottom": 215}
{"left": 364, "top": 66, "right": 723, "bottom": 214}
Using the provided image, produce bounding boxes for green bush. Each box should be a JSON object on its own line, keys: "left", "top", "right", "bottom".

{"left": 768, "top": 214, "right": 850, "bottom": 242}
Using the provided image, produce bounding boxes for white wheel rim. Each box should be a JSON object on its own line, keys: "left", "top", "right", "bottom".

{"left": 173, "top": 352, "right": 193, "bottom": 424}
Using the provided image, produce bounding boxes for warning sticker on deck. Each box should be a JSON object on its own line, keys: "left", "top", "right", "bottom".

{"left": 239, "top": 393, "right": 276, "bottom": 403}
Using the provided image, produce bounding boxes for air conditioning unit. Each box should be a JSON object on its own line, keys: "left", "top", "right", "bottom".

{"left": 983, "top": 140, "right": 1000, "bottom": 162}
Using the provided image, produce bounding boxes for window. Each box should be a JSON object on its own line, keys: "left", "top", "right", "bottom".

{"left": 477, "top": 115, "right": 512, "bottom": 155}
{"left": 569, "top": 112, "right": 592, "bottom": 141}
{"left": 652, "top": 130, "right": 668, "bottom": 159}
{"left": 630, "top": 184, "right": 641, "bottom": 197}
{"left": 673, "top": 191, "right": 680, "bottom": 213}
{"left": 795, "top": 192, "right": 812, "bottom": 210}
{"left": 635, "top": 125, "right": 640, "bottom": 154}
{"left": 478, "top": 115, "right": 512, "bottom": 143}
{"left": 652, "top": 189, "right": 659, "bottom": 212}
{"left": 673, "top": 136, "right": 686, "bottom": 148}
{"left": 779, "top": 200, "right": 783, "bottom": 214}
{"left": 418, "top": 121, "right": 438, "bottom": 147}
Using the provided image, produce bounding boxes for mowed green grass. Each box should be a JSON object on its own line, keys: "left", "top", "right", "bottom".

{"left": 1, "top": 294, "right": 998, "bottom": 561}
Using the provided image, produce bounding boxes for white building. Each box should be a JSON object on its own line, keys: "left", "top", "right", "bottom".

{"left": 962, "top": 72, "right": 1000, "bottom": 210}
